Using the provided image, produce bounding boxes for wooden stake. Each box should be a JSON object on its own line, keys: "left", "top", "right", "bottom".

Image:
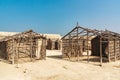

{"left": 114, "top": 39, "right": 116, "bottom": 61}
{"left": 87, "top": 31, "right": 89, "bottom": 63}
{"left": 108, "top": 40, "right": 110, "bottom": 62}
{"left": 119, "top": 40, "right": 120, "bottom": 60}
{"left": 30, "top": 38, "right": 33, "bottom": 61}
{"left": 77, "top": 27, "right": 79, "bottom": 61}
{"left": 16, "top": 40, "right": 19, "bottom": 68}
{"left": 68, "top": 34, "right": 71, "bottom": 61}
{"left": 100, "top": 38, "right": 102, "bottom": 66}
{"left": 12, "top": 39, "right": 14, "bottom": 64}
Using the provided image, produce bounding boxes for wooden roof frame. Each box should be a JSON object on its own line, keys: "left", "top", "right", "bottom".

{"left": 62, "top": 24, "right": 120, "bottom": 40}
{"left": 62, "top": 25, "right": 101, "bottom": 40}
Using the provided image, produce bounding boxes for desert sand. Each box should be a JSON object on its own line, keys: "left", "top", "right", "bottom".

{"left": 0, "top": 50, "right": 120, "bottom": 80}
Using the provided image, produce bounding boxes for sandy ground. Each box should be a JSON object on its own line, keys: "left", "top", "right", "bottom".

{"left": 0, "top": 50, "right": 120, "bottom": 80}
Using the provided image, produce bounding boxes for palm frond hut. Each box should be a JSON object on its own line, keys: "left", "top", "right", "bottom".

{"left": 0, "top": 30, "right": 46, "bottom": 64}
{"left": 62, "top": 23, "right": 120, "bottom": 66}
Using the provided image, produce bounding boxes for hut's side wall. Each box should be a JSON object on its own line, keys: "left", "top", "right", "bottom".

{"left": 0, "top": 41, "right": 7, "bottom": 59}
{"left": 108, "top": 40, "right": 120, "bottom": 61}
{"left": 40, "top": 39, "right": 46, "bottom": 59}
{"left": 5, "top": 39, "right": 34, "bottom": 62}
{"left": 6, "top": 40, "right": 14, "bottom": 61}
{"left": 17, "top": 39, "right": 33, "bottom": 58}
{"left": 62, "top": 39, "right": 83, "bottom": 58}
{"left": 109, "top": 40, "right": 116, "bottom": 61}
{"left": 115, "top": 40, "right": 120, "bottom": 60}
{"left": 62, "top": 39, "right": 69, "bottom": 58}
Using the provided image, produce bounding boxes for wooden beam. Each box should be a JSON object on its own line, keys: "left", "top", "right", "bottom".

{"left": 62, "top": 27, "right": 78, "bottom": 39}
{"left": 70, "top": 30, "right": 85, "bottom": 39}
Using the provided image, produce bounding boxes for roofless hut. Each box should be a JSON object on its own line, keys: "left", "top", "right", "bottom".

{"left": 62, "top": 23, "right": 120, "bottom": 66}
{"left": 0, "top": 30, "right": 46, "bottom": 64}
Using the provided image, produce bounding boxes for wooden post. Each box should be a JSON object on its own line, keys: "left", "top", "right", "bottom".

{"left": 12, "top": 39, "right": 15, "bottom": 64}
{"left": 41, "top": 39, "right": 44, "bottom": 59}
{"left": 44, "top": 39, "right": 46, "bottom": 60}
{"left": 100, "top": 38, "right": 102, "bottom": 66}
{"left": 87, "top": 31, "right": 89, "bottom": 63}
{"left": 69, "top": 34, "right": 71, "bottom": 51}
{"left": 114, "top": 39, "right": 116, "bottom": 61}
{"left": 77, "top": 27, "right": 79, "bottom": 61}
{"left": 108, "top": 40, "right": 110, "bottom": 62}
{"left": 68, "top": 34, "right": 71, "bottom": 60}
{"left": 119, "top": 40, "right": 120, "bottom": 60}
{"left": 36, "top": 39, "right": 38, "bottom": 59}
{"left": 30, "top": 38, "right": 33, "bottom": 61}
{"left": 16, "top": 39, "right": 19, "bottom": 68}
{"left": 71, "top": 39, "right": 74, "bottom": 58}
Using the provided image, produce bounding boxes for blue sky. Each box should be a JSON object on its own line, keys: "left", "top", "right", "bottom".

{"left": 0, "top": 0, "right": 120, "bottom": 35}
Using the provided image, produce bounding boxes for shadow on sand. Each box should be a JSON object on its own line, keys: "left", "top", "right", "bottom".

{"left": 47, "top": 55, "right": 109, "bottom": 66}
{"left": 47, "top": 55, "right": 62, "bottom": 60}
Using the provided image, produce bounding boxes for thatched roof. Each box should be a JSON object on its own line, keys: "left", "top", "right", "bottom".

{"left": 0, "top": 30, "right": 46, "bottom": 42}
